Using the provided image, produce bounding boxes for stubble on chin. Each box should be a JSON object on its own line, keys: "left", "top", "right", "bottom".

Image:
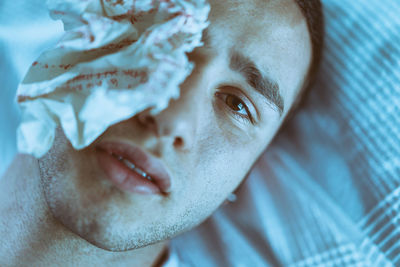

{"left": 35, "top": 134, "right": 165, "bottom": 251}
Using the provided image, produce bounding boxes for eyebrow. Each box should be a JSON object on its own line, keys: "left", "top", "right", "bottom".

{"left": 229, "top": 50, "right": 284, "bottom": 116}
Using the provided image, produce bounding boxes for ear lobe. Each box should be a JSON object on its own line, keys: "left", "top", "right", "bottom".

{"left": 223, "top": 192, "right": 237, "bottom": 205}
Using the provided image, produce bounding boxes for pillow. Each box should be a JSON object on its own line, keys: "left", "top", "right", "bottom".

{"left": 1, "top": 0, "right": 399, "bottom": 265}
{"left": 172, "top": 0, "right": 400, "bottom": 266}
{"left": 0, "top": 0, "right": 62, "bottom": 176}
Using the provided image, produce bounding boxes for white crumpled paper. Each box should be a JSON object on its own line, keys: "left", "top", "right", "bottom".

{"left": 16, "top": 0, "right": 210, "bottom": 158}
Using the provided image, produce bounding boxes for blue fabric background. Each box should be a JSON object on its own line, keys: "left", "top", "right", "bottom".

{"left": 173, "top": 1, "right": 400, "bottom": 266}
{"left": 0, "top": 0, "right": 62, "bottom": 175}
{"left": 1, "top": 0, "right": 399, "bottom": 266}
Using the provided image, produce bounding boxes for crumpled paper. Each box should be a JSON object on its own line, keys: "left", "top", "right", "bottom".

{"left": 16, "top": 0, "right": 210, "bottom": 158}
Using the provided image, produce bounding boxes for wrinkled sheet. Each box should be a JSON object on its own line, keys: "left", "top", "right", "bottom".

{"left": 2, "top": 0, "right": 400, "bottom": 266}
{"left": 16, "top": 0, "right": 209, "bottom": 158}
{"left": 172, "top": 1, "right": 400, "bottom": 266}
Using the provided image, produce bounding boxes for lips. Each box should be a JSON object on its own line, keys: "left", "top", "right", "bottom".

{"left": 96, "top": 141, "right": 171, "bottom": 195}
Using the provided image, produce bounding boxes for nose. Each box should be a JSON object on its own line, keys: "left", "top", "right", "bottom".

{"left": 137, "top": 92, "right": 197, "bottom": 151}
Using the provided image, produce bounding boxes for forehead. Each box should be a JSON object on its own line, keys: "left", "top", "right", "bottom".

{"left": 205, "top": 0, "right": 311, "bottom": 114}
{"left": 207, "top": 0, "right": 306, "bottom": 46}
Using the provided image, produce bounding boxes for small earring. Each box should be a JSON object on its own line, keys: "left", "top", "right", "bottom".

{"left": 227, "top": 193, "right": 237, "bottom": 203}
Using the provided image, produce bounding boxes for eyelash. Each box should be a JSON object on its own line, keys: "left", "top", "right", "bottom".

{"left": 215, "top": 91, "right": 254, "bottom": 124}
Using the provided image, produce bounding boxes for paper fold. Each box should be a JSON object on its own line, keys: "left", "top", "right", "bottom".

{"left": 16, "top": 0, "right": 210, "bottom": 157}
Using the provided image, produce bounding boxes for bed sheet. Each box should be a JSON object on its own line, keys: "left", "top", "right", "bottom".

{"left": 172, "top": 1, "right": 400, "bottom": 266}
{"left": 0, "top": 0, "right": 63, "bottom": 175}
{"left": 1, "top": 0, "right": 399, "bottom": 266}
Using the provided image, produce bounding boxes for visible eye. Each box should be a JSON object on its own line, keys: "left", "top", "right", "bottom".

{"left": 215, "top": 92, "right": 254, "bottom": 123}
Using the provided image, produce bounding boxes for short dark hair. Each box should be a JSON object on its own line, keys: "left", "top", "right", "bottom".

{"left": 295, "top": 0, "right": 324, "bottom": 86}
{"left": 285, "top": 0, "right": 324, "bottom": 119}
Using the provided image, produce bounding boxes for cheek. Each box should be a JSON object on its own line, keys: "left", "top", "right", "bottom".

{"left": 39, "top": 130, "right": 112, "bottom": 217}
{"left": 188, "top": 116, "right": 259, "bottom": 202}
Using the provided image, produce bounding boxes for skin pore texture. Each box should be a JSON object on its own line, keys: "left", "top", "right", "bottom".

{"left": 0, "top": 0, "right": 311, "bottom": 266}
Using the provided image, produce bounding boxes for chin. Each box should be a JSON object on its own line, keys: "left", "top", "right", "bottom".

{"left": 37, "top": 132, "right": 221, "bottom": 252}
{"left": 68, "top": 222, "right": 161, "bottom": 252}
{"left": 39, "top": 169, "right": 188, "bottom": 253}
{"left": 45, "top": 197, "right": 172, "bottom": 252}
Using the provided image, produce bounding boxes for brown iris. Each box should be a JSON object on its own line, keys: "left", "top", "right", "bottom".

{"left": 225, "top": 95, "right": 245, "bottom": 112}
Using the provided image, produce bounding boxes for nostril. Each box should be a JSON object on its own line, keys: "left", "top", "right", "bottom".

{"left": 137, "top": 111, "right": 156, "bottom": 127}
{"left": 144, "top": 115, "right": 155, "bottom": 125}
{"left": 173, "top": 137, "right": 184, "bottom": 147}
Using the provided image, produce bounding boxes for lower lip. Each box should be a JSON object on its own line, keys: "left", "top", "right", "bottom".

{"left": 96, "top": 149, "right": 161, "bottom": 195}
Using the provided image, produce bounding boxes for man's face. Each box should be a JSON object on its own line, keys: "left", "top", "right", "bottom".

{"left": 39, "top": 0, "right": 311, "bottom": 251}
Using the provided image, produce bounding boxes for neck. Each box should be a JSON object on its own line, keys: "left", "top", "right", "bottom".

{"left": 0, "top": 154, "right": 167, "bottom": 267}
